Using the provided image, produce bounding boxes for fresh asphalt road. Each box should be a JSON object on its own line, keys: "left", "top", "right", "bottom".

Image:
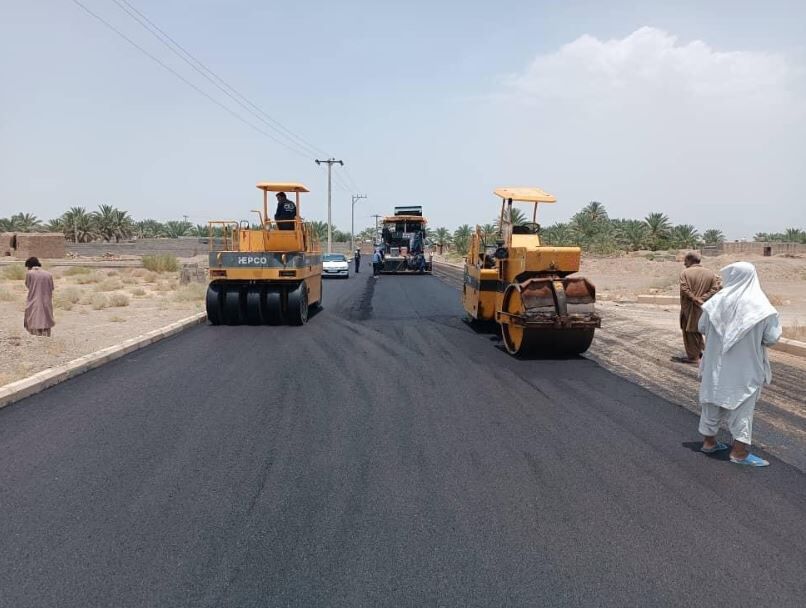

{"left": 1, "top": 264, "right": 804, "bottom": 607}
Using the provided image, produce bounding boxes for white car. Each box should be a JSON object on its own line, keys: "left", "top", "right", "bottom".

{"left": 322, "top": 253, "right": 349, "bottom": 278}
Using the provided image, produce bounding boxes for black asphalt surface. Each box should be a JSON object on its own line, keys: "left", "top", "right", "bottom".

{"left": 1, "top": 264, "right": 804, "bottom": 607}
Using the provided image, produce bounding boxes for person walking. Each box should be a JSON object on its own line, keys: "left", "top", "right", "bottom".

{"left": 23, "top": 257, "right": 55, "bottom": 337}
{"left": 354, "top": 249, "right": 361, "bottom": 273}
{"left": 697, "top": 262, "right": 781, "bottom": 467}
{"left": 674, "top": 251, "right": 721, "bottom": 363}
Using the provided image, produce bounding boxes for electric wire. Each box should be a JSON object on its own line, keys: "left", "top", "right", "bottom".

{"left": 109, "top": 0, "right": 330, "bottom": 159}
{"left": 69, "top": 0, "right": 319, "bottom": 160}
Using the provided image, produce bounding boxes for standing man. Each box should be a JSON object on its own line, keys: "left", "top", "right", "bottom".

{"left": 371, "top": 249, "right": 382, "bottom": 277}
{"left": 697, "top": 262, "right": 781, "bottom": 466}
{"left": 674, "top": 251, "right": 720, "bottom": 363}
{"left": 274, "top": 192, "right": 296, "bottom": 230}
{"left": 23, "top": 257, "right": 55, "bottom": 337}
{"left": 354, "top": 248, "right": 361, "bottom": 273}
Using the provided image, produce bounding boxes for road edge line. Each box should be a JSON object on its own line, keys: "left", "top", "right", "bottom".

{"left": 0, "top": 312, "right": 207, "bottom": 410}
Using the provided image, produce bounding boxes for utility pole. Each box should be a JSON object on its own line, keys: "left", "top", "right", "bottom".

{"left": 371, "top": 214, "right": 383, "bottom": 247}
{"left": 350, "top": 194, "right": 367, "bottom": 254}
{"left": 314, "top": 157, "right": 344, "bottom": 253}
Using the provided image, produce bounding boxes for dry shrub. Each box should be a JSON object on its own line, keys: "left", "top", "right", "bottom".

{"left": 173, "top": 283, "right": 206, "bottom": 302}
{"left": 109, "top": 315, "right": 127, "bottom": 322}
{"left": 129, "top": 286, "right": 147, "bottom": 296}
{"left": 132, "top": 268, "right": 147, "bottom": 277}
{"left": 107, "top": 270, "right": 119, "bottom": 277}
{"left": 121, "top": 274, "right": 137, "bottom": 285}
{"left": 74, "top": 272, "right": 101, "bottom": 284}
{"left": 143, "top": 271, "right": 159, "bottom": 283}
{"left": 108, "top": 293, "right": 130, "bottom": 307}
{"left": 90, "top": 293, "right": 108, "bottom": 310}
{"left": 0, "top": 286, "right": 18, "bottom": 302}
{"left": 54, "top": 286, "right": 81, "bottom": 310}
{"left": 64, "top": 266, "right": 91, "bottom": 276}
{"left": 155, "top": 280, "right": 178, "bottom": 292}
{"left": 95, "top": 278, "right": 124, "bottom": 292}
{"left": 2, "top": 264, "right": 26, "bottom": 280}
{"left": 782, "top": 323, "right": 806, "bottom": 341}
{"left": 142, "top": 254, "right": 179, "bottom": 273}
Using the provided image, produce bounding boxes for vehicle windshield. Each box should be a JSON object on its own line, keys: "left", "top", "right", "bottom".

{"left": 323, "top": 254, "right": 346, "bottom": 262}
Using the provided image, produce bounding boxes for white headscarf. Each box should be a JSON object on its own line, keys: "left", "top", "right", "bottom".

{"left": 701, "top": 262, "right": 777, "bottom": 353}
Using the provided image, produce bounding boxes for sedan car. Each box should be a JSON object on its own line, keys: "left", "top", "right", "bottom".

{"left": 322, "top": 253, "right": 350, "bottom": 278}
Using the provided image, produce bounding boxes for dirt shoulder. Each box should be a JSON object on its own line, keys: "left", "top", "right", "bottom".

{"left": 0, "top": 262, "right": 204, "bottom": 386}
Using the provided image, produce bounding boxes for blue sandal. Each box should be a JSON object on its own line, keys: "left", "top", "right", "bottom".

{"left": 730, "top": 453, "right": 770, "bottom": 467}
{"left": 700, "top": 442, "right": 729, "bottom": 454}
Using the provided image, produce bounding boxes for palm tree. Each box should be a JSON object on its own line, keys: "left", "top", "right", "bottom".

{"left": 581, "top": 201, "right": 608, "bottom": 223}
{"left": 163, "top": 220, "right": 191, "bottom": 238}
{"left": 670, "top": 224, "right": 700, "bottom": 249}
{"left": 784, "top": 228, "right": 806, "bottom": 243}
{"left": 357, "top": 227, "right": 376, "bottom": 243}
{"left": 480, "top": 223, "right": 498, "bottom": 243}
{"left": 8, "top": 212, "right": 44, "bottom": 232}
{"left": 92, "top": 204, "right": 118, "bottom": 241}
{"left": 571, "top": 203, "right": 611, "bottom": 248}
{"left": 62, "top": 207, "right": 96, "bottom": 242}
{"left": 0, "top": 217, "right": 12, "bottom": 232}
{"left": 541, "top": 222, "right": 575, "bottom": 246}
{"left": 702, "top": 229, "right": 725, "bottom": 245}
{"left": 135, "top": 219, "right": 165, "bottom": 239}
{"left": 452, "top": 224, "right": 472, "bottom": 255}
{"left": 613, "top": 219, "right": 648, "bottom": 251}
{"left": 432, "top": 227, "right": 451, "bottom": 254}
{"left": 45, "top": 217, "right": 65, "bottom": 233}
{"left": 644, "top": 212, "right": 672, "bottom": 250}
{"left": 309, "top": 221, "right": 328, "bottom": 242}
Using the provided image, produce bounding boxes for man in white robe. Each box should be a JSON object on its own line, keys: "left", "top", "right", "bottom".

{"left": 697, "top": 262, "right": 781, "bottom": 467}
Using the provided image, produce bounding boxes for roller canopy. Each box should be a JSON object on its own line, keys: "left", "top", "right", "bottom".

{"left": 494, "top": 187, "right": 556, "bottom": 203}
{"left": 256, "top": 182, "right": 310, "bottom": 193}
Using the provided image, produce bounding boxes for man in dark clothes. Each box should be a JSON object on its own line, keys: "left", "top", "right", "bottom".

{"left": 274, "top": 192, "right": 296, "bottom": 230}
{"left": 674, "top": 251, "right": 721, "bottom": 363}
{"left": 354, "top": 249, "right": 361, "bottom": 273}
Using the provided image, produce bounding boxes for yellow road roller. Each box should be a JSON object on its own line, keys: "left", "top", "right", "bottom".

{"left": 462, "top": 187, "right": 600, "bottom": 356}
{"left": 206, "top": 182, "right": 322, "bottom": 325}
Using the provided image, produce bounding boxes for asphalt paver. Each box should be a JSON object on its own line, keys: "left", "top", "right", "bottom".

{"left": 1, "top": 269, "right": 804, "bottom": 607}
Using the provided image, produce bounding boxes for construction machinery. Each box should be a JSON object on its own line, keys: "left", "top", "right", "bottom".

{"left": 462, "top": 187, "right": 600, "bottom": 356}
{"left": 205, "top": 182, "right": 322, "bottom": 326}
{"left": 378, "top": 206, "right": 432, "bottom": 273}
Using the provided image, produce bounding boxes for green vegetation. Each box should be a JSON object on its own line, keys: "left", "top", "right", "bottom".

{"left": 142, "top": 254, "right": 179, "bottom": 272}
{"left": 64, "top": 266, "right": 91, "bottom": 276}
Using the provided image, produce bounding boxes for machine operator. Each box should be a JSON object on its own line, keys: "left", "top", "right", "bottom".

{"left": 274, "top": 192, "right": 297, "bottom": 230}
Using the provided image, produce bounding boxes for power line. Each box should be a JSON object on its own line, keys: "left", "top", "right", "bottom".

{"left": 69, "top": 0, "right": 313, "bottom": 160}
{"left": 108, "top": 0, "right": 329, "bottom": 159}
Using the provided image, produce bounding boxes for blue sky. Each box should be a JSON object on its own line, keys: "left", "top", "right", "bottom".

{"left": 1, "top": 0, "right": 804, "bottom": 237}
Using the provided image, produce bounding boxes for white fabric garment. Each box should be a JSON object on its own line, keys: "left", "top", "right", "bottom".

{"left": 698, "top": 263, "right": 781, "bottom": 408}
{"left": 700, "top": 261, "right": 777, "bottom": 353}
{"left": 699, "top": 388, "right": 760, "bottom": 444}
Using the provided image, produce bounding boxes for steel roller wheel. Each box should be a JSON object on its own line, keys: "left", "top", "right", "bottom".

{"left": 263, "top": 287, "right": 284, "bottom": 325}
{"left": 222, "top": 286, "right": 243, "bottom": 325}
{"left": 500, "top": 284, "right": 596, "bottom": 357}
{"left": 286, "top": 282, "right": 308, "bottom": 326}
{"left": 245, "top": 286, "right": 263, "bottom": 325}
{"left": 205, "top": 283, "right": 223, "bottom": 325}
{"left": 501, "top": 284, "right": 528, "bottom": 355}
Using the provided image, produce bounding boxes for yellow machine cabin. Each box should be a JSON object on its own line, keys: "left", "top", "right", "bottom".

{"left": 206, "top": 182, "right": 322, "bottom": 325}
{"left": 462, "top": 187, "right": 600, "bottom": 356}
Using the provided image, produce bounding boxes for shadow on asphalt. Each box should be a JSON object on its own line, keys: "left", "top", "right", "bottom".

{"left": 681, "top": 441, "right": 732, "bottom": 461}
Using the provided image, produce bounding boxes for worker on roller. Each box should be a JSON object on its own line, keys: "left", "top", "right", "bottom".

{"left": 274, "top": 192, "right": 297, "bottom": 230}
{"left": 697, "top": 262, "right": 781, "bottom": 467}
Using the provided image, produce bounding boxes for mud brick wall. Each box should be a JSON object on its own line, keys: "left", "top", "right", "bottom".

{"left": 0, "top": 232, "right": 14, "bottom": 256}
{"left": 14, "top": 233, "right": 66, "bottom": 259}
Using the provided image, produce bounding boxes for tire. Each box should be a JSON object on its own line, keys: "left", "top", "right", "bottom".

{"left": 264, "top": 287, "right": 284, "bottom": 325}
{"left": 205, "top": 283, "right": 223, "bottom": 325}
{"left": 223, "top": 287, "right": 243, "bottom": 325}
{"left": 245, "top": 286, "right": 262, "bottom": 325}
{"left": 287, "top": 283, "right": 308, "bottom": 326}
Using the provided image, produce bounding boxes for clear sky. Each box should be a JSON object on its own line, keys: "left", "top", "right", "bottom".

{"left": 1, "top": 0, "right": 804, "bottom": 237}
